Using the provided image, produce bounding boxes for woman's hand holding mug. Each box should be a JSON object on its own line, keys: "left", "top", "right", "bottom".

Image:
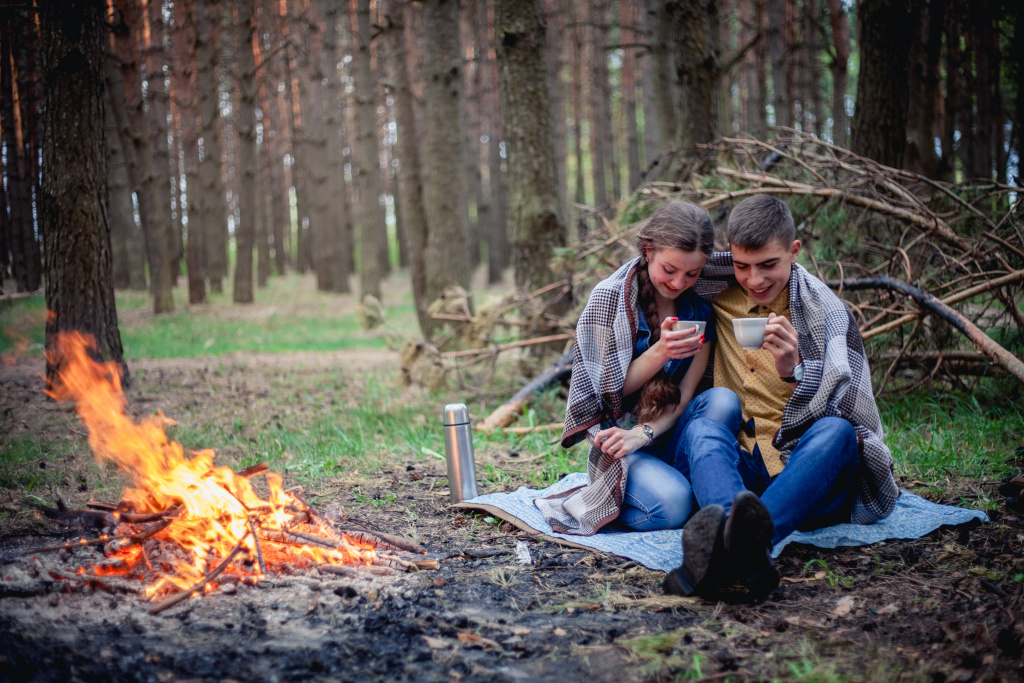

{"left": 656, "top": 317, "right": 704, "bottom": 362}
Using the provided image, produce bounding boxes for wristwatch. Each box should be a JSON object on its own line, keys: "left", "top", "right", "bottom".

{"left": 781, "top": 361, "right": 805, "bottom": 384}
{"left": 638, "top": 423, "right": 655, "bottom": 447}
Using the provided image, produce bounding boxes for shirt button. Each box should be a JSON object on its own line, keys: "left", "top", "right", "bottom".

{"left": 750, "top": 368, "right": 755, "bottom": 372}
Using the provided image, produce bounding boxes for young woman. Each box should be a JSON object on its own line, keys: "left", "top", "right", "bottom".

{"left": 536, "top": 201, "right": 716, "bottom": 535}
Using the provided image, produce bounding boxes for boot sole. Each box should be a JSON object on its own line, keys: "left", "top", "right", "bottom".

{"left": 680, "top": 504, "right": 726, "bottom": 593}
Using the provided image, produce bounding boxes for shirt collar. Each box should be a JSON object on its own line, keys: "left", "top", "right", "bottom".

{"left": 745, "top": 285, "right": 790, "bottom": 315}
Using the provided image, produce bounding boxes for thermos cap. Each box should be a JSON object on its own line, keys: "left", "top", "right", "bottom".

{"left": 443, "top": 403, "right": 470, "bottom": 426}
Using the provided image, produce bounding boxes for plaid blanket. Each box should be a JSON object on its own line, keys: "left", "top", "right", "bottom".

{"left": 536, "top": 253, "right": 899, "bottom": 536}
{"left": 695, "top": 252, "right": 899, "bottom": 523}
{"left": 534, "top": 259, "right": 642, "bottom": 535}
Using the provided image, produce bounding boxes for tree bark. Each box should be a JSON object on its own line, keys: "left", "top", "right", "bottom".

{"left": 353, "top": 0, "right": 385, "bottom": 300}
{"left": 283, "top": 0, "right": 312, "bottom": 274}
{"left": 970, "top": 0, "right": 995, "bottom": 180}
{"left": 0, "top": 18, "right": 41, "bottom": 293}
{"left": 646, "top": 0, "right": 678, "bottom": 151}
{"left": 13, "top": 8, "right": 43, "bottom": 291}
{"left": 620, "top": 0, "right": 642, "bottom": 192}
{"left": 483, "top": 0, "right": 509, "bottom": 280}
{"left": 112, "top": 0, "right": 173, "bottom": 313}
{"left": 104, "top": 76, "right": 137, "bottom": 292}
{"left": 382, "top": 0, "right": 431, "bottom": 336}
{"left": 233, "top": 0, "right": 257, "bottom": 303}
{"left": 463, "top": 1, "right": 483, "bottom": 272}
{"left": 495, "top": 0, "right": 568, "bottom": 336}
{"left": 826, "top": 0, "right": 849, "bottom": 146}
{"left": 40, "top": 0, "right": 126, "bottom": 382}
{"left": 904, "top": 0, "right": 943, "bottom": 179}
{"left": 569, "top": 0, "right": 587, "bottom": 211}
{"left": 802, "top": 0, "right": 823, "bottom": 134}
{"left": 257, "top": 8, "right": 289, "bottom": 277}
{"left": 193, "top": 0, "right": 226, "bottom": 295}
{"left": 422, "top": 0, "right": 470, "bottom": 319}
{"left": 850, "top": 0, "right": 912, "bottom": 168}
{"left": 588, "top": 0, "right": 612, "bottom": 207}
{"left": 174, "top": 0, "right": 207, "bottom": 304}
{"left": 765, "top": 0, "right": 790, "bottom": 128}
{"left": 322, "top": 0, "right": 352, "bottom": 291}
{"left": 674, "top": 0, "right": 718, "bottom": 145}
{"left": 738, "top": 0, "right": 764, "bottom": 134}
{"left": 544, "top": 0, "right": 568, "bottom": 222}
{"left": 144, "top": 0, "right": 181, "bottom": 290}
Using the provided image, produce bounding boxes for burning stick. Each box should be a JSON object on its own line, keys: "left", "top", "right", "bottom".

{"left": 147, "top": 531, "right": 250, "bottom": 615}
{"left": 236, "top": 462, "right": 269, "bottom": 478}
{"left": 21, "top": 517, "right": 174, "bottom": 556}
{"left": 247, "top": 517, "right": 265, "bottom": 575}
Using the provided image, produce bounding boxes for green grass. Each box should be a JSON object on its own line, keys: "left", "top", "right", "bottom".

{"left": 880, "top": 391, "right": 1023, "bottom": 484}
{"left": 1, "top": 273, "right": 420, "bottom": 359}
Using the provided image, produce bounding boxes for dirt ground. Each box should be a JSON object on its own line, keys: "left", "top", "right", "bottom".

{"left": 1, "top": 352, "right": 1023, "bottom": 682}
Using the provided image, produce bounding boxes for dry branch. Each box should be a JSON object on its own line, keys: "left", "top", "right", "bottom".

{"left": 477, "top": 346, "right": 575, "bottom": 432}
{"left": 828, "top": 277, "right": 1024, "bottom": 383}
{"left": 148, "top": 531, "right": 249, "bottom": 615}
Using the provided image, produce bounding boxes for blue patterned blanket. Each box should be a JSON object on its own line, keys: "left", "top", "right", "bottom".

{"left": 455, "top": 472, "right": 988, "bottom": 573}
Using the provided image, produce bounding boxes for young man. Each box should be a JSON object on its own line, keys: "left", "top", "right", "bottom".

{"left": 665, "top": 194, "right": 900, "bottom": 600}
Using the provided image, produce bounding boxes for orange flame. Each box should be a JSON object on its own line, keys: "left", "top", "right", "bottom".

{"left": 47, "top": 332, "right": 375, "bottom": 597}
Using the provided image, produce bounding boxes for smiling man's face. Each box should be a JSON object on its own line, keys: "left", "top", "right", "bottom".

{"left": 731, "top": 239, "right": 801, "bottom": 305}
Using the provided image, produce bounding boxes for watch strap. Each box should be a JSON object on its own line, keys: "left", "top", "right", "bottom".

{"left": 639, "top": 423, "right": 655, "bottom": 447}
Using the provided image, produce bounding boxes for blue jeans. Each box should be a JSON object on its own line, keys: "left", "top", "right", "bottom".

{"left": 619, "top": 452, "right": 693, "bottom": 531}
{"left": 617, "top": 387, "right": 740, "bottom": 531}
{"left": 678, "top": 387, "right": 860, "bottom": 546}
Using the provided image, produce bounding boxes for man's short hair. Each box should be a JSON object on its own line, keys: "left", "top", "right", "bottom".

{"left": 727, "top": 194, "right": 796, "bottom": 250}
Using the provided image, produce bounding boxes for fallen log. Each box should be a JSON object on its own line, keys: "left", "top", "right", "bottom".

{"left": 827, "top": 276, "right": 1024, "bottom": 385}
{"left": 477, "top": 346, "right": 574, "bottom": 432}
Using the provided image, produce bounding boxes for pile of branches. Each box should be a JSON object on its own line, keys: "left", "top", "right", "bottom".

{"left": 413, "top": 133, "right": 1023, "bottom": 425}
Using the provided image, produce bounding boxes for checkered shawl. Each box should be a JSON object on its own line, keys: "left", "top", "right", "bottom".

{"left": 695, "top": 253, "right": 900, "bottom": 523}
{"left": 534, "top": 259, "right": 642, "bottom": 535}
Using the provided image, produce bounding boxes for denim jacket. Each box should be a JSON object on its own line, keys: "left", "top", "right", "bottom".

{"left": 633, "top": 289, "right": 715, "bottom": 384}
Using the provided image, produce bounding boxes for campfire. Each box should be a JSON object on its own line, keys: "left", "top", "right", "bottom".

{"left": 23, "top": 332, "right": 432, "bottom": 614}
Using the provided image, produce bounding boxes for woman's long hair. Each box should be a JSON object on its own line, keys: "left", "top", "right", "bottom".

{"left": 632, "top": 202, "right": 714, "bottom": 425}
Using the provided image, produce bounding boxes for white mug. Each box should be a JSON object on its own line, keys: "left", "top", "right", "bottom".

{"left": 732, "top": 317, "right": 769, "bottom": 350}
{"left": 672, "top": 320, "right": 706, "bottom": 337}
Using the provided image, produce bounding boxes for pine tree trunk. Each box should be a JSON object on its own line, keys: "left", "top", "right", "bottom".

{"left": 103, "top": 30, "right": 148, "bottom": 291}
{"left": 970, "top": 0, "right": 995, "bottom": 180}
{"left": 544, "top": 0, "right": 568, "bottom": 219}
{"left": 174, "top": 0, "right": 207, "bottom": 304}
{"left": 850, "top": 0, "right": 912, "bottom": 168}
{"left": 258, "top": 0, "right": 289, "bottom": 276}
{"left": 588, "top": 1, "right": 609, "bottom": 209}
{"left": 646, "top": 0, "right": 678, "bottom": 151}
{"left": 352, "top": 0, "right": 384, "bottom": 301}
{"left": 382, "top": 0, "right": 431, "bottom": 335}
{"left": 739, "top": 0, "right": 762, "bottom": 134}
{"left": 765, "top": 0, "right": 790, "bottom": 129}
{"left": 495, "top": 0, "right": 568, "bottom": 335}
{"left": 942, "top": 3, "right": 962, "bottom": 179}
{"left": 144, "top": 0, "right": 181, "bottom": 290}
{"left": 193, "top": 0, "right": 226, "bottom": 294}
{"left": 232, "top": 0, "right": 256, "bottom": 303}
{"left": 461, "top": 3, "right": 482, "bottom": 272}
{"left": 826, "top": 0, "right": 849, "bottom": 146}
{"left": 322, "top": 0, "right": 352, "bottom": 291}
{"left": 13, "top": 9, "right": 43, "bottom": 291}
{"left": 484, "top": 0, "right": 509, "bottom": 278}
{"left": 1011, "top": 1, "right": 1024, "bottom": 178}
{"left": 0, "top": 178, "right": 9, "bottom": 285}
{"left": 112, "top": 0, "right": 173, "bottom": 313}
{"left": 0, "top": 20, "right": 41, "bottom": 293}
{"left": 639, "top": 0, "right": 660, "bottom": 169}
{"left": 304, "top": 0, "right": 338, "bottom": 293}
{"left": 569, "top": 0, "right": 587, "bottom": 211}
{"left": 422, "top": 0, "right": 469, "bottom": 316}
{"left": 802, "top": 0, "right": 824, "bottom": 134}
{"left": 675, "top": 0, "right": 717, "bottom": 145}
{"left": 620, "top": 0, "right": 642, "bottom": 192}
{"left": 904, "top": 0, "right": 943, "bottom": 179}
{"left": 40, "top": 0, "right": 126, "bottom": 382}
{"left": 105, "top": 81, "right": 135, "bottom": 292}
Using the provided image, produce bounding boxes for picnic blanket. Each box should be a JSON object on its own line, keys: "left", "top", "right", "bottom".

{"left": 454, "top": 472, "right": 988, "bottom": 573}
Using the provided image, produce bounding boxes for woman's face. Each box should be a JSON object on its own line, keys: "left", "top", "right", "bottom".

{"left": 645, "top": 247, "right": 707, "bottom": 302}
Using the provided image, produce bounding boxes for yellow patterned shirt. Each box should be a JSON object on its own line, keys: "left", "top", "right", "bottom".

{"left": 712, "top": 285, "right": 794, "bottom": 476}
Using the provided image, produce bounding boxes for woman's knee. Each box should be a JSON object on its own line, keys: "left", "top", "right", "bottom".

{"left": 659, "top": 488, "right": 693, "bottom": 528}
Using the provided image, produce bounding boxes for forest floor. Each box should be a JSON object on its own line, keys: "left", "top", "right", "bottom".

{"left": 1, "top": 275, "right": 1023, "bottom": 682}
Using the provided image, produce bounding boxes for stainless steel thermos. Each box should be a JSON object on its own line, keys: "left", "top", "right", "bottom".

{"left": 442, "top": 403, "right": 478, "bottom": 503}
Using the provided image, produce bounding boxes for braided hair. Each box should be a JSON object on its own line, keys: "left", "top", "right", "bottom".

{"left": 632, "top": 202, "right": 714, "bottom": 424}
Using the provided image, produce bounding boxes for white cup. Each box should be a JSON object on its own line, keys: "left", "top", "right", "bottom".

{"left": 732, "top": 317, "right": 769, "bottom": 350}
{"left": 672, "top": 320, "right": 706, "bottom": 337}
